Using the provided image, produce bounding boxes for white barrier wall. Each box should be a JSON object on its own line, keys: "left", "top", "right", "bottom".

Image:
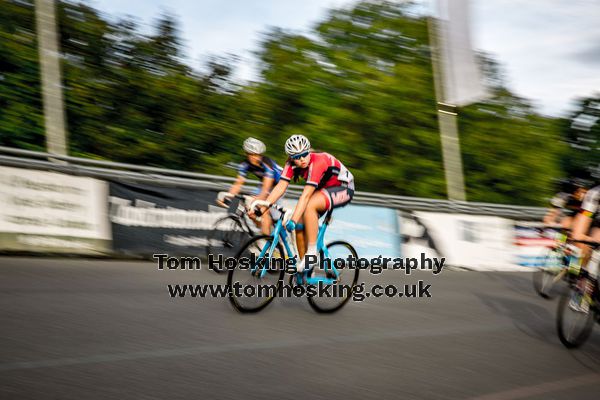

{"left": 0, "top": 164, "right": 549, "bottom": 269}
{"left": 402, "top": 212, "right": 521, "bottom": 271}
{"left": 0, "top": 166, "right": 111, "bottom": 254}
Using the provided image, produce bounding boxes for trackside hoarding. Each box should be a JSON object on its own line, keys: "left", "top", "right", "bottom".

{"left": 0, "top": 166, "right": 111, "bottom": 254}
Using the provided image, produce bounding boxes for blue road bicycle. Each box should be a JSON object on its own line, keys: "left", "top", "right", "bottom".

{"left": 227, "top": 203, "right": 359, "bottom": 313}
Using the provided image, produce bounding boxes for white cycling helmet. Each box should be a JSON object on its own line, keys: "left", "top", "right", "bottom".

{"left": 243, "top": 137, "right": 266, "bottom": 154}
{"left": 284, "top": 134, "right": 311, "bottom": 156}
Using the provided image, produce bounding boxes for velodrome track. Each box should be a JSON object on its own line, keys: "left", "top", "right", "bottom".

{"left": 1, "top": 256, "right": 600, "bottom": 399}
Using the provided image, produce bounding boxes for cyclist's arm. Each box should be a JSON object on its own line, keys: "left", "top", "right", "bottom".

{"left": 228, "top": 161, "right": 251, "bottom": 197}
{"left": 248, "top": 180, "right": 284, "bottom": 217}
{"left": 543, "top": 208, "right": 560, "bottom": 226}
{"left": 264, "top": 179, "right": 288, "bottom": 206}
{"left": 571, "top": 212, "right": 595, "bottom": 242}
{"left": 291, "top": 185, "right": 316, "bottom": 223}
{"left": 288, "top": 156, "right": 326, "bottom": 222}
{"left": 228, "top": 175, "right": 245, "bottom": 196}
{"left": 249, "top": 173, "right": 288, "bottom": 217}
{"left": 217, "top": 175, "right": 244, "bottom": 207}
{"left": 545, "top": 193, "right": 567, "bottom": 226}
{"left": 256, "top": 177, "right": 274, "bottom": 200}
{"left": 572, "top": 187, "right": 600, "bottom": 243}
{"left": 263, "top": 162, "right": 293, "bottom": 206}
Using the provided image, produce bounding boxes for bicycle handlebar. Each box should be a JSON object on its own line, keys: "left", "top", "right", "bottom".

{"left": 569, "top": 239, "right": 600, "bottom": 249}
{"left": 253, "top": 202, "right": 288, "bottom": 218}
{"left": 216, "top": 191, "right": 255, "bottom": 208}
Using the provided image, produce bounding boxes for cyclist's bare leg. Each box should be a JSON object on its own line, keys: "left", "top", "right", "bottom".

{"left": 593, "top": 227, "right": 600, "bottom": 241}
{"left": 577, "top": 228, "right": 600, "bottom": 306}
{"left": 561, "top": 216, "right": 573, "bottom": 230}
{"left": 591, "top": 229, "right": 600, "bottom": 278}
{"left": 587, "top": 228, "right": 600, "bottom": 270}
{"left": 303, "top": 191, "right": 328, "bottom": 246}
{"left": 294, "top": 193, "right": 327, "bottom": 272}
{"left": 296, "top": 230, "right": 306, "bottom": 259}
{"left": 577, "top": 227, "right": 600, "bottom": 268}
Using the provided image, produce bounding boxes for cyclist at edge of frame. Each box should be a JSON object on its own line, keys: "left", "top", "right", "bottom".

{"left": 218, "top": 137, "right": 283, "bottom": 235}
{"left": 543, "top": 177, "right": 590, "bottom": 230}
{"left": 249, "top": 134, "right": 355, "bottom": 273}
{"left": 569, "top": 182, "right": 600, "bottom": 313}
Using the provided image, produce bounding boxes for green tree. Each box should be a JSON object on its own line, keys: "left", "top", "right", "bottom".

{"left": 0, "top": 0, "right": 44, "bottom": 150}
{"left": 459, "top": 89, "right": 565, "bottom": 205}
{"left": 559, "top": 95, "right": 600, "bottom": 182}
{"left": 0, "top": 0, "right": 579, "bottom": 205}
{"left": 247, "top": 1, "right": 446, "bottom": 197}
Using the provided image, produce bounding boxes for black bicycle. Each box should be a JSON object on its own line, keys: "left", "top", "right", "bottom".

{"left": 206, "top": 192, "right": 257, "bottom": 273}
{"left": 556, "top": 241, "right": 600, "bottom": 348}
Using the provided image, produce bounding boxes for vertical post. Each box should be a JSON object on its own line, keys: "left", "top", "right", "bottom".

{"left": 428, "top": 16, "right": 467, "bottom": 201}
{"left": 437, "top": 103, "right": 466, "bottom": 201}
{"left": 35, "top": 0, "right": 67, "bottom": 156}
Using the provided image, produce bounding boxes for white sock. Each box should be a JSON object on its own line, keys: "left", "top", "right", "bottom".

{"left": 297, "top": 244, "right": 318, "bottom": 273}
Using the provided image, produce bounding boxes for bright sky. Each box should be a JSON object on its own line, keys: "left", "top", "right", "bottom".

{"left": 90, "top": 0, "right": 600, "bottom": 118}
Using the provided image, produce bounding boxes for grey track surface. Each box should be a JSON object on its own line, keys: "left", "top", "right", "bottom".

{"left": 1, "top": 257, "right": 600, "bottom": 399}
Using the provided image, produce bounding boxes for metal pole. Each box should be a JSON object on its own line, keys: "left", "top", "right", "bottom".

{"left": 428, "top": 16, "right": 467, "bottom": 201}
{"left": 437, "top": 103, "right": 466, "bottom": 201}
{"left": 35, "top": 0, "right": 68, "bottom": 156}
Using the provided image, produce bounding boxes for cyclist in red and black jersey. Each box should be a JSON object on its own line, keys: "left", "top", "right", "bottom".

{"left": 251, "top": 134, "right": 355, "bottom": 272}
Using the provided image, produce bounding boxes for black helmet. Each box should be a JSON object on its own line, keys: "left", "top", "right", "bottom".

{"left": 560, "top": 177, "right": 592, "bottom": 193}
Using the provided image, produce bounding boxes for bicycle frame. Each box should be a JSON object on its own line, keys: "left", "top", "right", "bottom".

{"left": 221, "top": 193, "right": 264, "bottom": 236}
{"left": 541, "top": 227, "right": 580, "bottom": 282}
{"left": 251, "top": 207, "right": 339, "bottom": 285}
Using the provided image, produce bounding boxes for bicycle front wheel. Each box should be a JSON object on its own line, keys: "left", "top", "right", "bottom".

{"left": 206, "top": 216, "right": 252, "bottom": 273}
{"left": 227, "top": 235, "right": 286, "bottom": 313}
{"left": 307, "top": 241, "right": 360, "bottom": 314}
{"left": 533, "top": 247, "right": 564, "bottom": 299}
{"left": 556, "top": 285, "right": 595, "bottom": 348}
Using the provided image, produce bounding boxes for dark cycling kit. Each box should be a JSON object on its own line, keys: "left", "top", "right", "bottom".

{"left": 238, "top": 157, "right": 283, "bottom": 194}
{"left": 581, "top": 185, "right": 600, "bottom": 228}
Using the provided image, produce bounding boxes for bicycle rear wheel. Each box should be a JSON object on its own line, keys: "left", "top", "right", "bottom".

{"left": 227, "top": 235, "right": 286, "bottom": 313}
{"left": 307, "top": 241, "right": 359, "bottom": 314}
{"left": 556, "top": 284, "right": 595, "bottom": 348}
{"left": 533, "top": 247, "right": 564, "bottom": 299}
{"left": 206, "top": 216, "right": 252, "bottom": 273}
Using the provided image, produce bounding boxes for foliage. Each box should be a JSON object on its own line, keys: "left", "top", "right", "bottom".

{"left": 0, "top": 0, "right": 591, "bottom": 204}
{"left": 558, "top": 95, "right": 600, "bottom": 183}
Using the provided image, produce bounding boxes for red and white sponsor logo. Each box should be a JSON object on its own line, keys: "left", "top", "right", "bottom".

{"left": 331, "top": 190, "right": 351, "bottom": 205}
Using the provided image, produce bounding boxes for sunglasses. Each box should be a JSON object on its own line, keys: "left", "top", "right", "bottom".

{"left": 291, "top": 151, "right": 310, "bottom": 160}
